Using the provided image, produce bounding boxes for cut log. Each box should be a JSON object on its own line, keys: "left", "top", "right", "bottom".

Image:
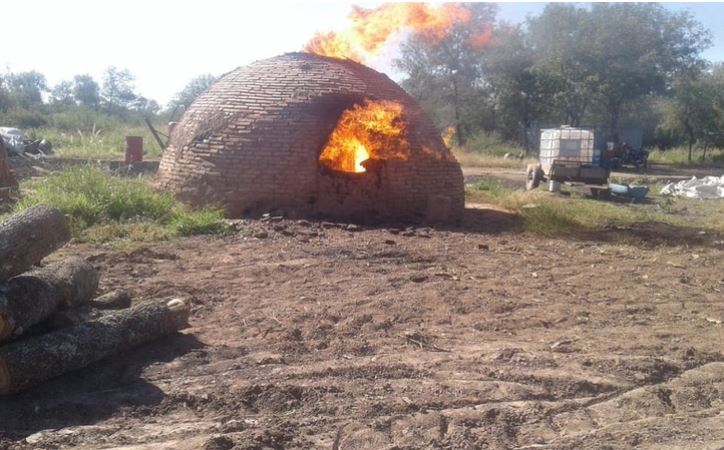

{"left": 0, "top": 298, "right": 190, "bottom": 395}
{"left": 0, "top": 257, "right": 99, "bottom": 341}
{"left": 89, "top": 290, "right": 132, "bottom": 310}
{"left": 0, "top": 205, "right": 70, "bottom": 282}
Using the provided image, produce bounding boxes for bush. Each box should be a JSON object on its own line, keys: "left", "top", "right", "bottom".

{"left": 47, "top": 108, "right": 120, "bottom": 131}
{"left": 170, "top": 209, "right": 227, "bottom": 236}
{"left": 15, "top": 166, "right": 226, "bottom": 242}
{"left": 463, "top": 131, "right": 523, "bottom": 157}
{"left": 0, "top": 109, "right": 48, "bottom": 128}
{"left": 648, "top": 146, "right": 724, "bottom": 168}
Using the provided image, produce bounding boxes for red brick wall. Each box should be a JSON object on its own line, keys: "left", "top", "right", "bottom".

{"left": 156, "top": 52, "right": 464, "bottom": 222}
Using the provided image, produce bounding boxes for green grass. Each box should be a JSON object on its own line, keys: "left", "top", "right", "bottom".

{"left": 467, "top": 176, "right": 511, "bottom": 199}
{"left": 14, "top": 166, "right": 227, "bottom": 243}
{"left": 465, "top": 178, "right": 724, "bottom": 238}
{"left": 26, "top": 124, "right": 165, "bottom": 159}
{"left": 648, "top": 146, "right": 724, "bottom": 168}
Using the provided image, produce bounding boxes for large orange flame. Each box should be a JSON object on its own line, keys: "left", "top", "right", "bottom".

{"left": 319, "top": 100, "right": 410, "bottom": 173}
{"left": 304, "top": 3, "right": 475, "bottom": 62}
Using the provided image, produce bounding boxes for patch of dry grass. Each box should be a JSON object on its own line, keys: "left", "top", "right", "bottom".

{"left": 452, "top": 149, "right": 537, "bottom": 169}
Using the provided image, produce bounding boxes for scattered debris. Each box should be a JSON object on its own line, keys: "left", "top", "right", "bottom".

{"left": 661, "top": 175, "right": 724, "bottom": 199}
{"left": 0, "top": 127, "right": 53, "bottom": 157}
{"left": 404, "top": 331, "right": 450, "bottom": 352}
{"left": 608, "top": 182, "right": 649, "bottom": 201}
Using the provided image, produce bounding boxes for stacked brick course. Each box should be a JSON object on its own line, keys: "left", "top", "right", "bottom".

{"left": 156, "top": 52, "right": 464, "bottom": 222}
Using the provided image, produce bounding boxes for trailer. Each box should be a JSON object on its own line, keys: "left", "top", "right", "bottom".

{"left": 526, "top": 126, "right": 610, "bottom": 196}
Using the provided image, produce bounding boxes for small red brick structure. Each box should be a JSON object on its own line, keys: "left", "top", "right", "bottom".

{"left": 156, "top": 52, "right": 464, "bottom": 223}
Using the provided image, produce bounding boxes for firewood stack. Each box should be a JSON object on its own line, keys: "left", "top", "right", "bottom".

{"left": 0, "top": 205, "right": 190, "bottom": 395}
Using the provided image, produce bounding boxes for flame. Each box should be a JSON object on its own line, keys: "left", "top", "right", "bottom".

{"left": 303, "top": 3, "right": 473, "bottom": 62}
{"left": 354, "top": 144, "right": 370, "bottom": 172}
{"left": 441, "top": 125, "right": 456, "bottom": 147}
{"left": 319, "top": 100, "right": 409, "bottom": 173}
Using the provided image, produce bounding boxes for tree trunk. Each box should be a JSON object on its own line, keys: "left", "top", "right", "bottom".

{"left": 0, "top": 299, "right": 190, "bottom": 395}
{"left": 609, "top": 104, "right": 621, "bottom": 144}
{"left": 0, "top": 257, "right": 99, "bottom": 341}
{"left": 0, "top": 205, "right": 70, "bottom": 282}
{"left": 685, "top": 119, "right": 694, "bottom": 162}
{"left": 451, "top": 75, "right": 465, "bottom": 146}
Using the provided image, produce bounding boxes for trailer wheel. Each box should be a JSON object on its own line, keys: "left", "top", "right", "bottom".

{"left": 525, "top": 164, "right": 542, "bottom": 190}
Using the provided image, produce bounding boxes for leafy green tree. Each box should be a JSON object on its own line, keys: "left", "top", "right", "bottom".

{"left": 5, "top": 71, "right": 47, "bottom": 109}
{"left": 72, "top": 74, "right": 101, "bottom": 109}
{"left": 169, "top": 74, "right": 217, "bottom": 111}
{"left": 526, "top": 4, "right": 597, "bottom": 126}
{"left": 101, "top": 66, "right": 137, "bottom": 112}
{"left": 484, "top": 24, "right": 554, "bottom": 152}
{"left": 395, "top": 3, "right": 497, "bottom": 145}
{"left": 585, "top": 3, "right": 711, "bottom": 141}
{"left": 659, "top": 66, "right": 723, "bottom": 161}
{"left": 528, "top": 3, "right": 711, "bottom": 140}
{"left": 0, "top": 76, "right": 10, "bottom": 112}
{"left": 50, "top": 81, "right": 75, "bottom": 107}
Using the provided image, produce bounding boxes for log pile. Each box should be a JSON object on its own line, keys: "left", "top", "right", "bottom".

{"left": 0, "top": 205, "right": 190, "bottom": 395}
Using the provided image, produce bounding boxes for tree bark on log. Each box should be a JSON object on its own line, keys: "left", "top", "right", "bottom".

{"left": 0, "top": 298, "right": 190, "bottom": 395}
{"left": 0, "top": 205, "right": 70, "bottom": 282}
{"left": 0, "top": 257, "right": 99, "bottom": 341}
{"left": 89, "top": 290, "right": 132, "bottom": 310}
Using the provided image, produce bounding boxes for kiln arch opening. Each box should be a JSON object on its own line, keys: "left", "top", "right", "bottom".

{"left": 317, "top": 99, "right": 411, "bottom": 174}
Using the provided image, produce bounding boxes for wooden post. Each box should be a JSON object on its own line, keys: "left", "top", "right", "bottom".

{"left": 144, "top": 117, "right": 167, "bottom": 151}
{"left": 0, "top": 299, "right": 190, "bottom": 395}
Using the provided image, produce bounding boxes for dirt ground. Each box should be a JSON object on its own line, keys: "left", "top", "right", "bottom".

{"left": 1, "top": 201, "right": 722, "bottom": 450}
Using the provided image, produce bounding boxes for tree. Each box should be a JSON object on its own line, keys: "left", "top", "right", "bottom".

{"left": 0, "top": 76, "right": 10, "bottom": 112}
{"left": 659, "top": 66, "right": 723, "bottom": 161}
{"left": 128, "top": 96, "right": 160, "bottom": 115}
{"left": 5, "top": 71, "right": 47, "bottom": 109}
{"left": 527, "top": 4, "right": 598, "bottom": 126}
{"left": 395, "top": 3, "right": 497, "bottom": 146}
{"left": 585, "top": 3, "right": 711, "bottom": 141}
{"left": 169, "top": 74, "right": 217, "bottom": 111}
{"left": 484, "top": 24, "right": 554, "bottom": 152}
{"left": 50, "top": 81, "right": 74, "bottom": 107}
{"left": 101, "top": 66, "right": 137, "bottom": 111}
{"left": 72, "top": 74, "right": 100, "bottom": 109}
{"left": 529, "top": 3, "right": 711, "bottom": 140}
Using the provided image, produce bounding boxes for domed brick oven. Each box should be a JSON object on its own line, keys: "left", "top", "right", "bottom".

{"left": 156, "top": 52, "right": 464, "bottom": 223}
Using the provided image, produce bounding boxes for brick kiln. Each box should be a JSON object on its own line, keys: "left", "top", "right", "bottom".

{"left": 156, "top": 52, "right": 464, "bottom": 223}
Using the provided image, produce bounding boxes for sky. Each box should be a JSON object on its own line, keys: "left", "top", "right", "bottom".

{"left": 4, "top": 1, "right": 724, "bottom": 106}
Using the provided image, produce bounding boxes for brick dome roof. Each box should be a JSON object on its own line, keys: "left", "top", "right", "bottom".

{"left": 156, "top": 52, "right": 464, "bottom": 222}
